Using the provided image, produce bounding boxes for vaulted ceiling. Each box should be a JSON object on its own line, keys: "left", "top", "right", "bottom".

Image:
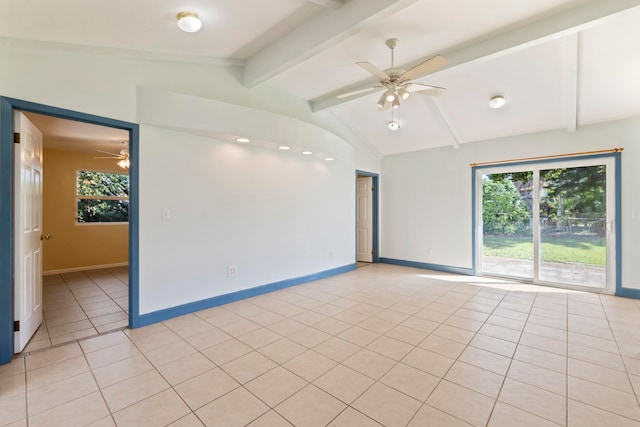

{"left": 2, "top": 0, "right": 639, "bottom": 156}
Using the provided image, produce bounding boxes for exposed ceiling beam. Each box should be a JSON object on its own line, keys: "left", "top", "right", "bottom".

{"left": 420, "top": 96, "right": 460, "bottom": 149}
{"left": 242, "top": 0, "right": 422, "bottom": 87}
{"left": 311, "top": 0, "right": 640, "bottom": 111}
{"left": 307, "top": 0, "right": 344, "bottom": 8}
{"left": 566, "top": 33, "right": 579, "bottom": 133}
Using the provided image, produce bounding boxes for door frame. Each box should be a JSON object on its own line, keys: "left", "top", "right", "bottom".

{"left": 355, "top": 170, "right": 379, "bottom": 263}
{"left": 471, "top": 152, "right": 622, "bottom": 295}
{"left": 0, "top": 96, "right": 140, "bottom": 364}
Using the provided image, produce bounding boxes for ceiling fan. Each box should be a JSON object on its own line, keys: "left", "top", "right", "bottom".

{"left": 337, "top": 38, "right": 448, "bottom": 109}
{"left": 94, "top": 141, "right": 130, "bottom": 169}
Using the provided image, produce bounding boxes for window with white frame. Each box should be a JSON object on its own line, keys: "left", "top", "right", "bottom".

{"left": 76, "top": 170, "right": 129, "bottom": 223}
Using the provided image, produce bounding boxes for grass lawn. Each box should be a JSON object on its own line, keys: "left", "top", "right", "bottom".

{"left": 483, "top": 235, "right": 606, "bottom": 266}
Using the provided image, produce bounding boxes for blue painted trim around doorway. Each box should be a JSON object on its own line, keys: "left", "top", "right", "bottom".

{"left": 356, "top": 170, "right": 379, "bottom": 263}
{"left": 380, "top": 258, "right": 474, "bottom": 276}
{"left": 0, "top": 97, "right": 140, "bottom": 364}
{"left": 137, "top": 263, "right": 356, "bottom": 327}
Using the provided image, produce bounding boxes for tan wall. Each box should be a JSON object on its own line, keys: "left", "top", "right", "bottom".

{"left": 43, "top": 148, "right": 129, "bottom": 272}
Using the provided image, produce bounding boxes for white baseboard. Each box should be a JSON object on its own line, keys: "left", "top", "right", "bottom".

{"left": 43, "top": 262, "right": 129, "bottom": 276}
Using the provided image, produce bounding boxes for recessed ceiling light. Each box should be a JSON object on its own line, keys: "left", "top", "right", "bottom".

{"left": 387, "top": 121, "right": 400, "bottom": 131}
{"left": 325, "top": 157, "right": 334, "bottom": 161}
{"left": 302, "top": 151, "right": 313, "bottom": 155}
{"left": 177, "top": 12, "right": 202, "bottom": 33}
{"left": 279, "top": 146, "right": 290, "bottom": 150}
{"left": 489, "top": 95, "right": 506, "bottom": 109}
{"left": 236, "top": 137, "right": 250, "bottom": 143}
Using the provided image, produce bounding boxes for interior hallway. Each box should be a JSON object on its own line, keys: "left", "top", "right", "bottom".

{"left": 2, "top": 264, "right": 640, "bottom": 426}
{"left": 22, "top": 267, "right": 129, "bottom": 353}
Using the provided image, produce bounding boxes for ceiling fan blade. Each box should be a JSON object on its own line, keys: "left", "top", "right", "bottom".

{"left": 406, "top": 83, "right": 446, "bottom": 97}
{"left": 93, "top": 156, "right": 120, "bottom": 159}
{"left": 336, "top": 86, "right": 381, "bottom": 99}
{"left": 402, "top": 54, "right": 448, "bottom": 81}
{"left": 96, "top": 149, "right": 122, "bottom": 156}
{"left": 357, "top": 62, "right": 390, "bottom": 80}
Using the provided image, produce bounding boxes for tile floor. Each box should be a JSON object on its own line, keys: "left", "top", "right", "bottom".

{"left": 23, "top": 267, "right": 129, "bottom": 352}
{"left": 3, "top": 263, "right": 640, "bottom": 426}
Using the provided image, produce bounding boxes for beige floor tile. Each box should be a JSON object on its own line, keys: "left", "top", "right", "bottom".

{"left": 237, "top": 327, "right": 282, "bottom": 349}
{"left": 470, "top": 333, "right": 516, "bottom": 357}
{"left": 402, "top": 347, "right": 455, "bottom": 377}
{"left": 101, "top": 370, "right": 169, "bottom": 413}
{"left": 157, "top": 351, "right": 216, "bottom": 386}
{"left": 357, "top": 317, "right": 396, "bottom": 334}
{"left": 498, "top": 378, "right": 566, "bottom": 425}
{"left": 445, "top": 361, "right": 504, "bottom": 398}
{"left": 507, "top": 359, "right": 566, "bottom": 395}
{"left": 366, "top": 335, "right": 413, "bottom": 361}
{"left": 196, "top": 387, "right": 269, "bottom": 427}
{"left": 445, "top": 315, "right": 484, "bottom": 332}
{"left": 333, "top": 309, "right": 370, "bottom": 325}
{"left": 419, "top": 334, "right": 466, "bottom": 359}
{"left": 407, "top": 404, "right": 474, "bottom": 427}
{"left": 568, "top": 399, "right": 640, "bottom": 427}
{"left": 288, "top": 327, "right": 332, "bottom": 348}
{"left": 94, "top": 319, "right": 128, "bottom": 334}
{"left": 313, "top": 317, "right": 352, "bottom": 335}
{"left": 343, "top": 348, "right": 396, "bottom": 380}
{"left": 91, "top": 354, "right": 154, "bottom": 389}
{"left": 327, "top": 407, "right": 382, "bottom": 426}
{"left": 266, "top": 318, "right": 306, "bottom": 336}
{"left": 520, "top": 332, "right": 567, "bottom": 356}
{"left": 458, "top": 346, "right": 511, "bottom": 376}
{"left": 245, "top": 366, "right": 307, "bottom": 407}
{"left": 283, "top": 350, "right": 337, "bottom": 382}
{"left": 184, "top": 327, "right": 232, "bottom": 351}
{"left": 314, "top": 337, "right": 361, "bottom": 362}
{"left": 247, "top": 409, "right": 295, "bottom": 427}
{"left": 432, "top": 324, "right": 476, "bottom": 345}
{"left": 85, "top": 341, "right": 140, "bottom": 370}
{"left": 0, "top": 359, "right": 25, "bottom": 380}
{"left": 25, "top": 342, "right": 82, "bottom": 371}
{"left": 174, "top": 368, "right": 239, "bottom": 411}
{"left": 163, "top": 314, "right": 215, "bottom": 339}
{"left": 127, "top": 328, "right": 182, "bottom": 353}
{"left": 568, "top": 358, "right": 634, "bottom": 393}
{"left": 338, "top": 326, "right": 380, "bottom": 346}
{"left": 384, "top": 325, "right": 428, "bottom": 345}
{"left": 112, "top": 389, "right": 190, "bottom": 427}
{"left": 0, "top": 373, "right": 25, "bottom": 400}
{"left": 166, "top": 413, "right": 205, "bottom": 426}
{"left": 314, "top": 364, "right": 374, "bottom": 404}
{"left": 27, "top": 391, "right": 109, "bottom": 427}
{"left": 258, "top": 338, "right": 307, "bottom": 364}
{"left": 86, "top": 416, "right": 116, "bottom": 427}
{"left": 568, "top": 343, "right": 625, "bottom": 371}
{"left": 202, "top": 338, "right": 252, "bottom": 365}
{"left": 26, "top": 356, "right": 90, "bottom": 390}
{"left": 514, "top": 344, "right": 567, "bottom": 373}
{"left": 221, "top": 351, "right": 277, "bottom": 384}
{"left": 479, "top": 323, "right": 523, "bottom": 343}
{"left": 51, "top": 327, "right": 100, "bottom": 345}
{"left": 488, "top": 402, "right": 562, "bottom": 426}
{"left": 352, "top": 382, "right": 421, "bottom": 427}
{"left": 569, "top": 331, "right": 619, "bottom": 354}
{"left": 276, "top": 384, "right": 346, "bottom": 427}
{"left": 380, "top": 362, "right": 440, "bottom": 401}
{"left": 568, "top": 376, "right": 640, "bottom": 421}
{"left": 27, "top": 371, "right": 98, "bottom": 416}
{"left": 0, "top": 394, "right": 26, "bottom": 426}
{"left": 79, "top": 331, "right": 129, "bottom": 354}
{"left": 47, "top": 319, "right": 94, "bottom": 337}
{"left": 143, "top": 340, "right": 197, "bottom": 367}
{"left": 427, "top": 380, "right": 495, "bottom": 427}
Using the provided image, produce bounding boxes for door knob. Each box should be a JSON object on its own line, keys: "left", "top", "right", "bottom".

{"left": 40, "top": 234, "right": 53, "bottom": 241}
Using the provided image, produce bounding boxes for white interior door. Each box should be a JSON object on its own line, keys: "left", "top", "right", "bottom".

{"left": 357, "top": 176, "right": 373, "bottom": 262}
{"left": 14, "top": 112, "right": 44, "bottom": 352}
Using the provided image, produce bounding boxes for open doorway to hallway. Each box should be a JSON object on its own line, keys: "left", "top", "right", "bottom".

{"left": 356, "top": 171, "right": 379, "bottom": 264}
{"left": 18, "top": 112, "right": 131, "bottom": 353}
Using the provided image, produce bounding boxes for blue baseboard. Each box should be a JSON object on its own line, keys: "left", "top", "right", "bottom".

{"left": 616, "top": 287, "right": 640, "bottom": 299}
{"left": 379, "top": 258, "right": 474, "bottom": 276}
{"left": 135, "top": 263, "right": 357, "bottom": 327}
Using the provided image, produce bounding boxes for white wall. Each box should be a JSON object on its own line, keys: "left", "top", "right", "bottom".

{"left": 381, "top": 117, "right": 640, "bottom": 290}
{"left": 0, "top": 46, "right": 373, "bottom": 315}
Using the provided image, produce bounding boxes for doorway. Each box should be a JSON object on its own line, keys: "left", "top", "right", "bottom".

{"left": 474, "top": 155, "right": 619, "bottom": 293}
{"left": 0, "top": 97, "right": 139, "bottom": 365}
{"left": 356, "top": 170, "right": 379, "bottom": 264}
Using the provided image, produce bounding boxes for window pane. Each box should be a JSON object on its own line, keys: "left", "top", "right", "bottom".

{"left": 77, "top": 199, "right": 129, "bottom": 223}
{"left": 77, "top": 170, "right": 129, "bottom": 197}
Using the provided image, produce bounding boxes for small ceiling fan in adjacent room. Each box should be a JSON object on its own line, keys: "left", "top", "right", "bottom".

{"left": 93, "top": 141, "right": 130, "bottom": 169}
{"left": 337, "top": 38, "right": 448, "bottom": 110}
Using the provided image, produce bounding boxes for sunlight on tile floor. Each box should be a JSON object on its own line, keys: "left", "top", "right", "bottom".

{"left": 2, "top": 263, "right": 640, "bottom": 426}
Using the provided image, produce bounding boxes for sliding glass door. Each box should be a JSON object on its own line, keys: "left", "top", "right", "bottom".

{"left": 476, "top": 157, "right": 615, "bottom": 292}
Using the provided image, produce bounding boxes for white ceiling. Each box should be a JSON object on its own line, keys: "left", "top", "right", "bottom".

{"left": 3, "top": 0, "right": 639, "bottom": 156}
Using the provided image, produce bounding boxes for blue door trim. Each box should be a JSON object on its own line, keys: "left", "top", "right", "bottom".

{"left": 356, "top": 170, "right": 379, "bottom": 263}
{"left": 0, "top": 97, "right": 140, "bottom": 364}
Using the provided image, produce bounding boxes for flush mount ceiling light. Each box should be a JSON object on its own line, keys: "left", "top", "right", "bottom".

{"left": 236, "top": 137, "right": 250, "bottom": 143}
{"left": 177, "top": 12, "right": 202, "bottom": 33}
{"left": 278, "top": 146, "right": 290, "bottom": 150}
{"left": 489, "top": 95, "right": 506, "bottom": 109}
{"left": 302, "top": 151, "right": 313, "bottom": 155}
{"left": 325, "top": 157, "right": 334, "bottom": 161}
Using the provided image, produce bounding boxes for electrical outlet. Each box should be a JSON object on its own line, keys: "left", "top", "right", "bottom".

{"left": 227, "top": 266, "right": 238, "bottom": 276}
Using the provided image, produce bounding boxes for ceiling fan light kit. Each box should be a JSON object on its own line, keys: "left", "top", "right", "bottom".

{"left": 489, "top": 95, "right": 506, "bottom": 109}
{"left": 177, "top": 11, "right": 202, "bottom": 33}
